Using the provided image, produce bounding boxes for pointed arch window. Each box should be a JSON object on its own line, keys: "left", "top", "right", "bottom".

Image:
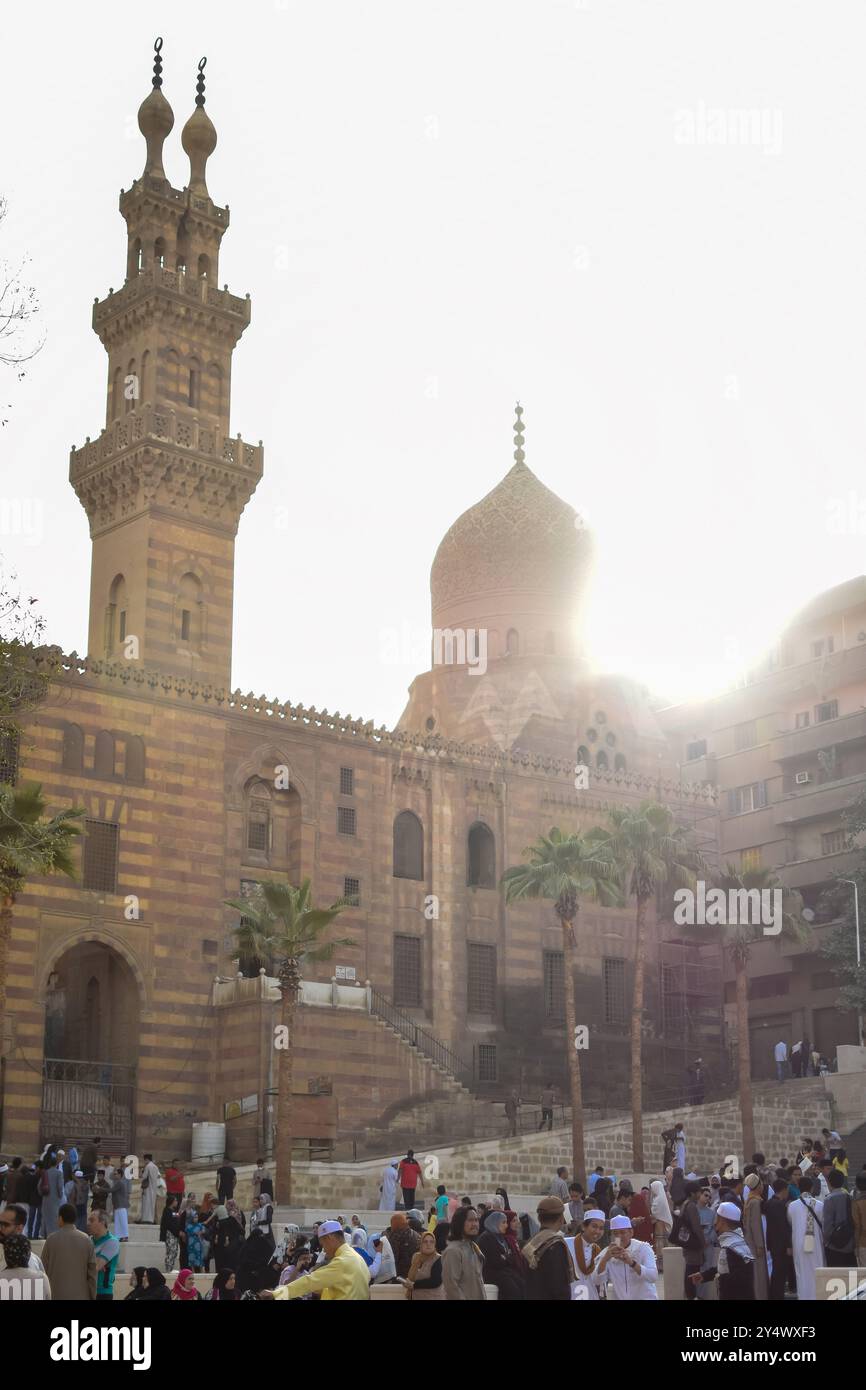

{"left": 177, "top": 572, "right": 203, "bottom": 648}
{"left": 125, "top": 735, "right": 146, "bottom": 785}
{"left": 393, "top": 810, "right": 424, "bottom": 881}
{"left": 94, "top": 730, "right": 116, "bottom": 779}
{"left": 62, "top": 724, "right": 84, "bottom": 772}
{"left": 188, "top": 358, "right": 201, "bottom": 409}
{"left": 596, "top": 750, "right": 609, "bottom": 771}
{"left": 198, "top": 254, "right": 210, "bottom": 279}
{"left": 614, "top": 753, "right": 627, "bottom": 773}
{"left": 106, "top": 574, "right": 128, "bottom": 656}
{"left": 246, "top": 782, "right": 272, "bottom": 855}
{"left": 506, "top": 629, "right": 519, "bottom": 657}
{"left": 467, "top": 822, "right": 496, "bottom": 888}
{"left": 154, "top": 237, "right": 166, "bottom": 269}
{"left": 124, "top": 359, "right": 137, "bottom": 414}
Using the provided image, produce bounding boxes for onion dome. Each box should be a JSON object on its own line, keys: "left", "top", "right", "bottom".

{"left": 138, "top": 38, "right": 174, "bottom": 180}
{"left": 430, "top": 404, "right": 593, "bottom": 622}
{"left": 181, "top": 57, "right": 217, "bottom": 198}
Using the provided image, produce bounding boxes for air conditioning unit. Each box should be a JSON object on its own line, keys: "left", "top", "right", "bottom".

{"left": 795, "top": 771, "right": 811, "bottom": 785}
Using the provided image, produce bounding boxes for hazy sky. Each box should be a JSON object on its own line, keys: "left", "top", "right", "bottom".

{"left": 2, "top": 0, "right": 866, "bottom": 728}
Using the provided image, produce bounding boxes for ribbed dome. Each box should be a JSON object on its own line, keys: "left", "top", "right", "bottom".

{"left": 430, "top": 458, "right": 593, "bottom": 613}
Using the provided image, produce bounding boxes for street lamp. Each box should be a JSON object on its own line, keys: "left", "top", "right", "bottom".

{"left": 838, "top": 879, "right": 864, "bottom": 1048}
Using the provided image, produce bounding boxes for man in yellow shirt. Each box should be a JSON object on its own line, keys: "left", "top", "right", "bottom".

{"left": 259, "top": 1221, "right": 370, "bottom": 1301}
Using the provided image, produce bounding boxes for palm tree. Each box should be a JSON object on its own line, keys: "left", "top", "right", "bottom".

{"left": 0, "top": 782, "right": 82, "bottom": 1033}
{"left": 224, "top": 878, "right": 354, "bottom": 1204}
{"left": 706, "top": 865, "right": 807, "bottom": 1158}
{"left": 599, "top": 801, "right": 709, "bottom": 1169}
{"left": 502, "top": 828, "right": 620, "bottom": 1184}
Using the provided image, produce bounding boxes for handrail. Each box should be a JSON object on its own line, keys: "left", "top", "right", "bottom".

{"left": 368, "top": 987, "right": 471, "bottom": 1082}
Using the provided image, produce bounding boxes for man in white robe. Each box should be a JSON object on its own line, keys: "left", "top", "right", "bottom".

{"left": 565, "top": 1209, "right": 606, "bottom": 1301}
{"left": 138, "top": 1154, "right": 160, "bottom": 1224}
{"left": 597, "top": 1214, "right": 659, "bottom": 1300}
{"left": 378, "top": 1160, "right": 398, "bottom": 1212}
{"left": 787, "top": 1176, "right": 824, "bottom": 1301}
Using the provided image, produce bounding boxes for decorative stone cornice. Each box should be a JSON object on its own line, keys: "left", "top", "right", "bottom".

{"left": 26, "top": 645, "right": 719, "bottom": 803}
{"left": 93, "top": 265, "right": 249, "bottom": 337}
{"left": 69, "top": 404, "right": 263, "bottom": 534}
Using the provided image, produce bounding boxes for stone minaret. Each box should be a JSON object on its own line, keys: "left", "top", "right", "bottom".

{"left": 70, "top": 40, "right": 263, "bottom": 686}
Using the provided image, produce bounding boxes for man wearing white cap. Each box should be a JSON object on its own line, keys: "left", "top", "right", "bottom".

{"left": 565, "top": 1209, "right": 606, "bottom": 1301}
{"left": 689, "top": 1201, "right": 755, "bottom": 1300}
{"left": 596, "top": 1214, "right": 659, "bottom": 1299}
{"left": 260, "top": 1220, "right": 370, "bottom": 1300}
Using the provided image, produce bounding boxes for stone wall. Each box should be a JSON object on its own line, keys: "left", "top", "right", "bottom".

{"left": 246, "top": 1078, "right": 834, "bottom": 1208}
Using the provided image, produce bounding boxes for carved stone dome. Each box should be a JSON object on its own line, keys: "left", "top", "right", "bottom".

{"left": 430, "top": 457, "right": 592, "bottom": 615}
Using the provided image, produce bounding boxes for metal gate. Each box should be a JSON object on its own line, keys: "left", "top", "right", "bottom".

{"left": 40, "top": 1058, "right": 136, "bottom": 1152}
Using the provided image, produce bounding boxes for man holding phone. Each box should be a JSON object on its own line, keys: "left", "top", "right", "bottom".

{"left": 596, "top": 1214, "right": 659, "bottom": 1299}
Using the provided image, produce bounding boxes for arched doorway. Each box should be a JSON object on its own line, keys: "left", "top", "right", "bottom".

{"left": 41, "top": 941, "right": 141, "bottom": 1152}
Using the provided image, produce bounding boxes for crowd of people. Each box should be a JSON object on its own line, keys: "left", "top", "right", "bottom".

{"left": 1, "top": 1132, "right": 863, "bottom": 1302}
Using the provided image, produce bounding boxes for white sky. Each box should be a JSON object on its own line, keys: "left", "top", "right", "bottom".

{"left": 2, "top": 0, "right": 866, "bottom": 727}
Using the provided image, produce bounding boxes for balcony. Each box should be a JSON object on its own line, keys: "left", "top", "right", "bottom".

{"left": 69, "top": 404, "right": 263, "bottom": 481}
{"left": 778, "top": 847, "right": 862, "bottom": 889}
{"left": 774, "top": 775, "right": 865, "bottom": 826}
{"left": 771, "top": 706, "right": 866, "bottom": 764}
{"left": 93, "top": 266, "right": 250, "bottom": 329}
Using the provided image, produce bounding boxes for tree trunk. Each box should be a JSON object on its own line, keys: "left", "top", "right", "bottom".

{"left": 630, "top": 894, "right": 648, "bottom": 1170}
{"left": 562, "top": 912, "right": 586, "bottom": 1185}
{"left": 274, "top": 988, "right": 295, "bottom": 1205}
{"left": 0, "top": 899, "right": 13, "bottom": 1047}
{"left": 735, "top": 956, "right": 756, "bottom": 1160}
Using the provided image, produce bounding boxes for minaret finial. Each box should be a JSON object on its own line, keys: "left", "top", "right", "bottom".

{"left": 152, "top": 37, "right": 164, "bottom": 89}
{"left": 195, "top": 57, "right": 207, "bottom": 107}
{"left": 513, "top": 401, "right": 525, "bottom": 466}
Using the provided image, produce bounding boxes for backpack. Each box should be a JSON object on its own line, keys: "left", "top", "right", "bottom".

{"left": 673, "top": 1206, "right": 701, "bottom": 1252}
{"left": 825, "top": 1194, "right": 855, "bottom": 1252}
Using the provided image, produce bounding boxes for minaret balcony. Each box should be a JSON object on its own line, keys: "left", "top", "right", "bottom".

{"left": 69, "top": 404, "right": 263, "bottom": 482}
{"left": 93, "top": 265, "right": 250, "bottom": 328}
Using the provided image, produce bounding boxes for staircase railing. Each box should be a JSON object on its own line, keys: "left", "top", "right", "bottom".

{"left": 368, "top": 987, "right": 471, "bottom": 1085}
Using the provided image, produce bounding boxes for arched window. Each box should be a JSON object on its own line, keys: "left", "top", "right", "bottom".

{"left": 106, "top": 574, "right": 128, "bottom": 655}
{"left": 467, "top": 822, "right": 496, "bottom": 888}
{"left": 111, "top": 366, "right": 123, "bottom": 421}
{"left": 188, "top": 357, "right": 201, "bottom": 409}
{"left": 128, "top": 237, "right": 142, "bottom": 278}
{"left": 177, "top": 572, "right": 203, "bottom": 647}
{"left": 544, "top": 631, "right": 556, "bottom": 655}
{"left": 165, "top": 348, "right": 181, "bottom": 403}
{"left": 198, "top": 253, "right": 210, "bottom": 279}
{"left": 614, "top": 753, "right": 627, "bottom": 773}
{"left": 207, "top": 361, "right": 222, "bottom": 416}
{"left": 176, "top": 256, "right": 187, "bottom": 274}
{"left": 140, "top": 350, "right": 149, "bottom": 406}
{"left": 94, "top": 730, "right": 116, "bottom": 779}
{"left": 246, "top": 782, "right": 271, "bottom": 855}
{"left": 577, "top": 745, "right": 590, "bottom": 767}
{"left": 124, "top": 358, "right": 137, "bottom": 414}
{"left": 154, "top": 237, "right": 166, "bottom": 268}
{"left": 596, "top": 750, "right": 609, "bottom": 771}
{"left": 125, "top": 735, "right": 145, "bottom": 785}
{"left": 62, "top": 724, "right": 84, "bottom": 772}
{"left": 393, "top": 811, "right": 424, "bottom": 880}
{"left": 506, "top": 629, "right": 519, "bottom": 657}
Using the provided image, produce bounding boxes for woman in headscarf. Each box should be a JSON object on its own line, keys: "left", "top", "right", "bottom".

{"left": 123, "top": 1266, "right": 147, "bottom": 1301}
{"left": 350, "top": 1228, "right": 375, "bottom": 1266}
{"left": 742, "top": 1173, "right": 769, "bottom": 1300}
{"left": 2, "top": 1236, "right": 51, "bottom": 1299}
{"left": 139, "top": 1268, "right": 171, "bottom": 1302}
{"left": 184, "top": 1208, "right": 206, "bottom": 1273}
{"left": 650, "top": 1178, "right": 673, "bottom": 1272}
{"left": 405, "top": 1230, "right": 444, "bottom": 1300}
{"left": 495, "top": 1187, "right": 510, "bottom": 1212}
{"left": 205, "top": 1269, "right": 238, "bottom": 1301}
{"left": 504, "top": 1210, "right": 527, "bottom": 1260}
{"left": 160, "top": 1195, "right": 183, "bottom": 1273}
{"left": 628, "top": 1187, "right": 654, "bottom": 1246}
{"left": 226, "top": 1198, "right": 246, "bottom": 1238}
{"left": 387, "top": 1211, "right": 420, "bottom": 1277}
{"left": 477, "top": 1211, "right": 526, "bottom": 1300}
{"left": 212, "top": 1203, "right": 245, "bottom": 1272}
{"left": 235, "top": 1226, "right": 278, "bottom": 1295}
{"left": 171, "top": 1268, "right": 202, "bottom": 1300}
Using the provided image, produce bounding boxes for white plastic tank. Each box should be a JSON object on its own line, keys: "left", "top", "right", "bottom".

{"left": 191, "top": 1121, "right": 226, "bottom": 1164}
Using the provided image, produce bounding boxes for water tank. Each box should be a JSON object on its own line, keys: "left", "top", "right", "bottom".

{"left": 191, "top": 1121, "right": 226, "bottom": 1164}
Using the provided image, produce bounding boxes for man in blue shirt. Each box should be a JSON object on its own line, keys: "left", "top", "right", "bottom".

{"left": 88, "top": 1209, "right": 120, "bottom": 1300}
